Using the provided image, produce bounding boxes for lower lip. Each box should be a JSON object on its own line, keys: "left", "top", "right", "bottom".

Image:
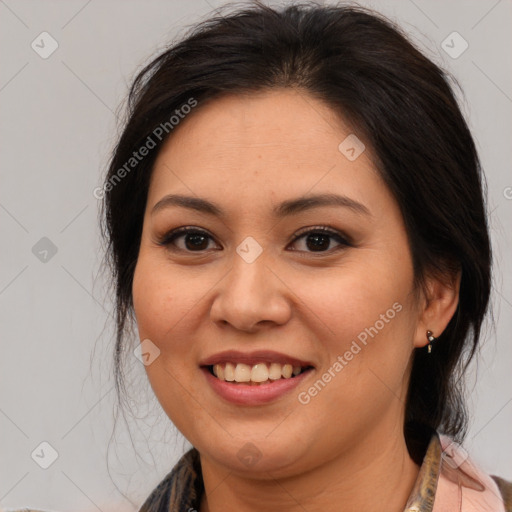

{"left": 201, "top": 367, "right": 314, "bottom": 406}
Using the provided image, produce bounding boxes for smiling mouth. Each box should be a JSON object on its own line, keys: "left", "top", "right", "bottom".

{"left": 206, "top": 362, "right": 314, "bottom": 385}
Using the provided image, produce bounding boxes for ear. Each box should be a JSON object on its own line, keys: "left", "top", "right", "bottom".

{"left": 413, "top": 268, "right": 461, "bottom": 349}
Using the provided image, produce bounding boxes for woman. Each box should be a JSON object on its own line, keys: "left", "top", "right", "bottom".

{"left": 99, "top": 2, "right": 511, "bottom": 511}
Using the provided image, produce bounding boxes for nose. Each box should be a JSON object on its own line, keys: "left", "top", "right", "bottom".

{"left": 209, "top": 249, "right": 292, "bottom": 333}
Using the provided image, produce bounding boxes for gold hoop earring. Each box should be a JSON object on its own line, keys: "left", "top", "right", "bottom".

{"left": 426, "top": 330, "right": 436, "bottom": 353}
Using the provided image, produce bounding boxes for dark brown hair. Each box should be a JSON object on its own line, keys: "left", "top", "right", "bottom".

{"left": 100, "top": 0, "right": 491, "bottom": 448}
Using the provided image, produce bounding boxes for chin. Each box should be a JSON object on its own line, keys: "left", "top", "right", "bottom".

{"left": 195, "top": 431, "right": 313, "bottom": 477}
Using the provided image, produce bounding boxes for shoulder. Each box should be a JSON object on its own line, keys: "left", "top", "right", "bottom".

{"left": 438, "top": 434, "right": 512, "bottom": 512}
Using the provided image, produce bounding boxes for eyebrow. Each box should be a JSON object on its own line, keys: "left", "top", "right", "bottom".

{"left": 151, "top": 192, "right": 371, "bottom": 218}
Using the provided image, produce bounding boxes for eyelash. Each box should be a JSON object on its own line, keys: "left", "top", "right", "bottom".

{"left": 157, "top": 225, "right": 351, "bottom": 256}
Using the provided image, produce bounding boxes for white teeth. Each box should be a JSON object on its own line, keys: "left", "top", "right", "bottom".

{"left": 281, "top": 364, "right": 293, "bottom": 378}
{"left": 234, "top": 363, "right": 251, "bottom": 382}
{"left": 224, "top": 362, "right": 235, "bottom": 381}
{"left": 212, "top": 362, "right": 307, "bottom": 383}
{"left": 268, "top": 363, "right": 282, "bottom": 380}
{"left": 251, "top": 363, "right": 269, "bottom": 382}
{"left": 213, "top": 364, "right": 224, "bottom": 380}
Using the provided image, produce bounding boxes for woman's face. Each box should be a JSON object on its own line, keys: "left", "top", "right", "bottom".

{"left": 132, "top": 89, "right": 426, "bottom": 477}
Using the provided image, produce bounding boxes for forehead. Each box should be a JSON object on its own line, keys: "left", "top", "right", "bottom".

{"left": 147, "top": 89, "right": 388, "bottom": 215}
{"left": 157, "top": 89, "right": 355, "bottom": 157}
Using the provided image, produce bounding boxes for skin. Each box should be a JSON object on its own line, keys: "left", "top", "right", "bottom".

{"left": 132, "top": 89, "right": 460, "bottom": 511}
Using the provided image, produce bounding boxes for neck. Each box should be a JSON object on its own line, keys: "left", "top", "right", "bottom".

{"left": 198, "top": 424, "right": 421, "bottom": 512}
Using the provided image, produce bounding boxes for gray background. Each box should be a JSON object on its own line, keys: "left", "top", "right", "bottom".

{"left": 1, "top": 0, "right": 511, "bottom": 510}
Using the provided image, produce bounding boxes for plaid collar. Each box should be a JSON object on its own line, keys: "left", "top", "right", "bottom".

{"left": 404, "top": 432, "right": 443, "bottom": 511}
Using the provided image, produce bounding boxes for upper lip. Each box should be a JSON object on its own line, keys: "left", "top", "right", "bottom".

{"left": 199, "top": 350, "right": 314, "bottom": 368}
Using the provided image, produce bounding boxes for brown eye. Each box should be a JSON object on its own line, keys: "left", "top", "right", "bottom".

{"left": 288, "top": 226, "right": 351, "bottom": 254}
{"left": 159, "top": 227, "right": 218, "bottom": 252}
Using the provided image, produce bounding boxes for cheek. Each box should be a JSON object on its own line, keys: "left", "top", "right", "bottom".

{"left": 131, "top": 252, "right": 206, "bottom": 432}
{"left": 298, "top": 256, "right": 414, "bottom": 343}
{"left": 294, "top": 278, "right": 416, "bottom": 433}
{"left": 132, "top": 267, "right": 168, "bottom": 343}
{"left": 295, "top": 256, "right": 417, "bottom": 398}
{"left": 132, "top": 252, "right": 196, "bottom": 343}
